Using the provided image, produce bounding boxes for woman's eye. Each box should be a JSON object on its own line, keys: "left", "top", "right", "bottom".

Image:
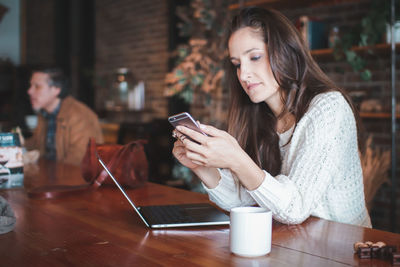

{"left": 251, "top": 55, "right": 261, "bottom": 61}
{"left": 233, "top": 63, "right": 240, "bottom": 69}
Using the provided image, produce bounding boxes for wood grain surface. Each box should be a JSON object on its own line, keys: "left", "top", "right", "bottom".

{"left": 1, "top": 160, "right": 399, "bottom": 266}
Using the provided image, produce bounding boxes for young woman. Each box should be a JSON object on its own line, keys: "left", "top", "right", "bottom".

{"left": 172, "top": 7, "right": 371, "bottom": 227}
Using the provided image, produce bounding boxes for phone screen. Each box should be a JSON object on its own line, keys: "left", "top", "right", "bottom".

{"left": 168, "top": 112, "right": 207, "bottom": 139}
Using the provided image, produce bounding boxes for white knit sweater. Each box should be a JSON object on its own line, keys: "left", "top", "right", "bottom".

{"left": 203, "top": 92, "right": 372, "bottom": 227}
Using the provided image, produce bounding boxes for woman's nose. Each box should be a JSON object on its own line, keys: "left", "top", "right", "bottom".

{"left": 239, "top": 67, "right": 251, "bottom": 82}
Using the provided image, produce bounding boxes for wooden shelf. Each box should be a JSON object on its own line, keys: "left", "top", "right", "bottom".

{"left": 360, "top": 112, "right": 400, "bottom": 119}
{"left": 229, "top": 0, "right": 360, "bottom": 10}
{"left": 311, "top": 43, "right": 400, "bottom": 58}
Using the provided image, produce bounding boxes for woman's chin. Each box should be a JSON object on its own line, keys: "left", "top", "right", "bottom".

{"left": 248, "top": 95, "right": 264, "bottom": 104}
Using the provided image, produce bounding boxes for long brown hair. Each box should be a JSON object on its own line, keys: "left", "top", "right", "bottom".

{"left": 226, "top": 7, "right": 363, "bottom": 176}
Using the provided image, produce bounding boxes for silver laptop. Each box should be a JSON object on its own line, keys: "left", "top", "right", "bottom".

{"left": 97, "top": 154, "right": 230, "bottom": 228}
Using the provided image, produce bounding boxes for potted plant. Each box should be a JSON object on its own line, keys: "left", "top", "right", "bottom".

{"left": 164, "top": 0, "right": 230, "bottom": 191}
{"left": 164, "top": 0, "right": 229, "bottom": 108}
{"left": 332, "top": 0, "right": 399, "bottom": 80}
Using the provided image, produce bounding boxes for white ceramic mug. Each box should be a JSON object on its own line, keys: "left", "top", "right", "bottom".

{"left": 230, "top": 207, "right": 272, "bottom": 257}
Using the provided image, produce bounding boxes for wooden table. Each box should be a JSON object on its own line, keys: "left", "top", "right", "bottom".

{"left": 1, "top": 160, "right": 399, "bottom": 266}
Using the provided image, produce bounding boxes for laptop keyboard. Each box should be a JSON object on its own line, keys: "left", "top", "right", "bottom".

{"left": 140, "top": 205, "right": 195, "bottom": 223}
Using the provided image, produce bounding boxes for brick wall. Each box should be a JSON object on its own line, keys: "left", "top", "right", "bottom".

{"left": 94, "top": 0, "right": 169, "bottom": 119}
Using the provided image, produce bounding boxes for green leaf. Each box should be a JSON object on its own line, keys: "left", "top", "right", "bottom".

{"left": 345, "top": 50, "right": 357, "bottom": 62}
{"left": 178, "top": 78, "right": 187, "bottom": 85}
{"left": 176, "top": 69, "right": 184, "bottom": 77}
{"left": 360, "top": 69, "right": 372, "bottom": 81}
{"left": 361, "top": 17, "right": 369, "bottom": 28}
{"left": 351, "top": 57, "right": 365, "bottom": 71}
{"left": 359, "top": 34, "right": 368, "bottom": 46}
{"left": 191, "top": 74, "right": 205, "bottom": 86}
{"left": 181, "top": 86, "right": 193, "bottom": 104}
{"left": 178, "top": 22, "right": 193, "bottom": 37}
{"left": 178, "top": 47, "right": 189, "bottom": 58}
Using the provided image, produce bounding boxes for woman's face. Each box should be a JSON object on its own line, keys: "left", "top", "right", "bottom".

{"left": 228, "top": 27, "right": 282, "bottom": 114}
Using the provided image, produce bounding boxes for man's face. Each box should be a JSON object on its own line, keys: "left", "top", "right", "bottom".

{"left": 28, "top": 72, "right": 61, "bottom": 113}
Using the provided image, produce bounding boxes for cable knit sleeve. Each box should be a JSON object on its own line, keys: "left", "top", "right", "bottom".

{"left": 202, "top": 168, "right": 256, "bottom": 211}
{"left": 248, "top": 92, "right": 361, "bottom": 224}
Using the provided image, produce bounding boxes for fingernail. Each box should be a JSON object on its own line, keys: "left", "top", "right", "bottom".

{"left": 200, "top": 124, "right": 206, "bottom": 129}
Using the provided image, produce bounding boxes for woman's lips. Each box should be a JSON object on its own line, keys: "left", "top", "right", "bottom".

{"left": 247, "top": 83, "right": 260, "bottom": 91}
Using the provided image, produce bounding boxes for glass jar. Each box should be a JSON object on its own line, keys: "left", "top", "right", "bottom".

{"left": 106, "top": 68, "right": 136, "bottom": 111}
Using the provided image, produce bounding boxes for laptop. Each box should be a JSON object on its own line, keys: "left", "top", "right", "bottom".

{"left": 97, "top": 154, "right": 230, "bottom": 228}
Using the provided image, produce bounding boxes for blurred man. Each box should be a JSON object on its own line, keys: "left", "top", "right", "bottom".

{"left": 25, "top": 67, "right": 103, "bottom": 165}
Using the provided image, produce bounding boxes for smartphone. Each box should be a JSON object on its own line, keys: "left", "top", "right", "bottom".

{"left": 168, "top": 112, "right": 207, "bottom": 141}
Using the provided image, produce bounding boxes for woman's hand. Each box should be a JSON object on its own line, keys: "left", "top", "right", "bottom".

{"left": 171, "top": 129, "right": 222, "bottom": 189}
{"left": 172, "top": 137, "right": 201, "bottom": 170}
{"left": 175, "top": 123, "right": 244, "bottom": 170}
{"left": 172, "top": 123, "right": 265, "bottom": 190}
